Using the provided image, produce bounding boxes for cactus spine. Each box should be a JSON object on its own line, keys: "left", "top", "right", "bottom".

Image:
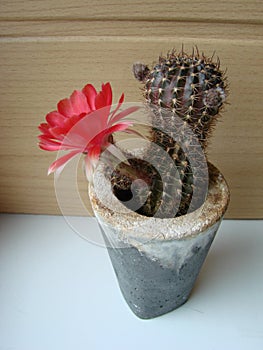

{"left": 111, "top": 48, "right": 227, "bottom": 218}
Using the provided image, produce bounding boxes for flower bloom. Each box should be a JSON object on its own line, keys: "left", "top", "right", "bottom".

{"left": 38, "top": 82, "right": 139, "bottom": 180}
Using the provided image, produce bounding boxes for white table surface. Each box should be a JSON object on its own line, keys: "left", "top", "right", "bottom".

{"left": 0, "top": 214, "right": 262, "bottom": 350}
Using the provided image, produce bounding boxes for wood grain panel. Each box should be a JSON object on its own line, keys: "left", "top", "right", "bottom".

{"left": 0, "top": 1, "right": 262, "bottom": 218}
{"left": 0, "top": 20, "right": 261, "bottom": 40}
{"left": 0, "top": 33, "right": 262, "bottom": 218}
{"left": 0, "top": 0, "right": 262, "bottom": 23}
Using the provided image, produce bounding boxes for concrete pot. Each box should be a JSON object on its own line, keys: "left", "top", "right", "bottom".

{"left": 89, "top": 163, "right": 230, "bottom": 319}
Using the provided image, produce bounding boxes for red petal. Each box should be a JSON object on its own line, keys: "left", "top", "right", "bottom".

{"left": 106, "top": 122, "right": 133, "bottom": 134}
{"left": 38, "top": 134, "right": 82, "bottom": 151}
{"left": 46, "top": 111, "right": 66, "bottom": 127}
{"left": 70, "top": 90, "right": 90, "bottom": 116}
{"left": 82, "top": 84, "right": 97, "bottom": 110}
{"left": 87, "top": 122, "right": 132, "bottom": 151}
{"left": 38, "top": 123, "right": 52, "bottom": 136}
{"left": 88, "top": 144, "right": 101, "bottom": 160}
{"left": 57, "top": 90, "right": 90, "bottom": 118}
{"left": 104, "top": 83, "right": 113, "bottom": 106}
{"left": 110, "top": 106, "right": 140, "bottom": 125}
{"left": 54, "top": 88, "right": 91, "bottom": 119}
{"left": 38, "top": 136, "right": 61, "bottom": 151}
{"left": 95, "top": 82, "right": 112, "bottom": 110}
{"left": 48, "top": 150, "right": 80, "bottom": 175}
{"left": 48, "top": 126, "right": 66, "bottom": 140}
{"left": 39, "top": 144, "right": 61, "bottom": 151}
{"left": 84, "top": 145, "right": 101, "bottom": 182}
{"left": 66, "top": 108, "right": 107, "bottom": 147}
{"left": 57, "top": 97, "right": 75, "bottom": 118}
{"left": 109, "top": 93, "right": 124, "bottom": 123}
{"left": 118, "top": 92, "right": 125, "bottom": 105}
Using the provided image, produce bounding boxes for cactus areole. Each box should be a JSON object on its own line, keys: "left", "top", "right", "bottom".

{"left": 110, "top": 48, "right": 228, "bottom": 219}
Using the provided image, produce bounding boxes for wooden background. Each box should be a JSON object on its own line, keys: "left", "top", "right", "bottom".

{"left": 0, "top": 0, "right": 262, "bottom": 218}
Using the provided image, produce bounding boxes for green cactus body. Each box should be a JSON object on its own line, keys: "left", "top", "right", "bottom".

{"left": 111, "top": 49, "right": 227, "bottom": 218}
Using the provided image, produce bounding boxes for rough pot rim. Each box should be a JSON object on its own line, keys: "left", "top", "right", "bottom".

{"left": 89, "top": 162, "right": 230, "bottom": 242}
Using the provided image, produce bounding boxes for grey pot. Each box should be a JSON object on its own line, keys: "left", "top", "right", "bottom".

{"left": 89, "top": 163, "right": 230, "bottom": 319}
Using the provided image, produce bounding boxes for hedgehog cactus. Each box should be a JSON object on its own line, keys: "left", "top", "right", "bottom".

{"left": 111, "top": 48, "right": 227, "bottom": 218}
{"left": 133, "top": 49, "right": 226, "bottom": 147}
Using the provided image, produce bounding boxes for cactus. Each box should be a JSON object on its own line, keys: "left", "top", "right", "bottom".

{"left": 110, "top": 48, "right": 227, "bottom": 218}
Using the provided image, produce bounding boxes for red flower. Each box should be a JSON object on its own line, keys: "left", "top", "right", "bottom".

{"left": 38, "top": 82, "right": 139, "bottom": 180}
